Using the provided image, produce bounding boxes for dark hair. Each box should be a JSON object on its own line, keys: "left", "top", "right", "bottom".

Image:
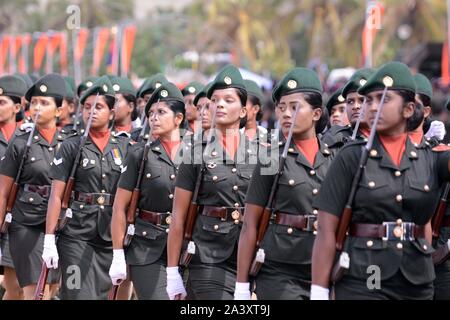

{"left": 53, "top": 97, "right": 63, "bottom": 108}
{"left": 302, "top": 92, "right": 327, "bottom": 134}
{"left": 236, "top": 88, "right": 247, "bottom": 106}
{"left": 9, "top": 96, "right": 21, "bottom": 105}
{"left": 165, "top": 100, "right": 186, "bottom": 128}
{"left": 122, "top": 93, "right": 138, "bottom": 121}
{"left": 396, "top": 89, "right": 424, "bottom": 131}
{"left": 104, "top": 95, "right": 116, "bottom": 110}
{"left": 417, "top": 93, "right": 431, "bottom": 108}
{"left": 248, "top": 95, "right": 263, "bottom": 121}
{"left": 239, "top": 114, "right": 248, "bottom": 129}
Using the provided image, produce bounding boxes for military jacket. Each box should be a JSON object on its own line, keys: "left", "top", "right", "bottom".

{"left": 313, "top": 135, "right": 450, "bottom": 284}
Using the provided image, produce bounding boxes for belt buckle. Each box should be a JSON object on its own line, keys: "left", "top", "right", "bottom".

{"left": 97, "top": 195, "right": 105, "bottom": 205}
{"left": 402, "top": 222, "right": 414, "bottom": 241}
{"left": 304, "top": 215, "right": 317, "bottom": 232}
{"left": 382, "top": 222, "right": 392, "bottom": 241}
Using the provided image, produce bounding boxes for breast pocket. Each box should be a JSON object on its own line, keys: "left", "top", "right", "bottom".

{"left": 406, "top": 177, "right": 440, "bottom": 222}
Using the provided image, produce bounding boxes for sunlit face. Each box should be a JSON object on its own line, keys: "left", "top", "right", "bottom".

{"left": 245, "top": 99, "right": 260, "bottom": 122}
{"left": 330, "top": 103, "right": 350, "bottom": 126}
{"left": 209, "top": 88, "right": 246, "bottom": 129}
{"left": 276, "top": 92, "right": 321, "bottom": 136}
{"left": 82, "top": 95, "right": 114, "bottom": 130}
{"left": 0, "top": 95, "right": 20, "bottom": 124}
{"left": 29, "top": 96, "right": 61, "bottom": 126}
{"left": 184, "top": 94, "right": 198, "bottom": 122}
{"left": 148, "top": 101, "right": 183, "bottom": 137}
{"left": 366, "top": 89, "right": 413, "bottom": 135}
{"left": 196, "top": 96, "right": 211, "bottom": 130}
{"left": 114, "top": 93, "right": 134, "bottom": 123}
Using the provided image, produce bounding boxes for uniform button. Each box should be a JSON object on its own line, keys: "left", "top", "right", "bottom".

{"left": 102, "top": 174, "right": 106, "bottom": 178}
{"left": 288, "top": 148, "right": 295, "bottom": 153}
{"left": 396, "top": 219, "right": 403, "bottom": 224}
{"left": 370, "top": 149, "right": 378, "bottom": 157}
{"left": 234, "top": 203, "right": 240, "bottom": 207}
{"left": 58, "top": 135, "right": 62, "bottom": 139}
{"left": 309, "top": 170, "right": 316, "bottom": 176}
{"left": 313, "top": 209, "right": 318, "bottom": 215}
{"left": 368, "top": 181, "right": 375, "bottom": 188}
{"left": 410, "top": 151, "right": 417, "bottom": 158}
{"left": 90, "top": 160, "right": 95, "bottom": 165}
{"left": 34, "top": 135, "right": 39, "bottom": 140}
{"left": 169, "top": 194, "right": 174, "bottom": 199}
{"left": 247, "top": 149, "right": 252, "bottom": 154}
{"left": 396, "top": 243, "right": 403, "bottom": 250}
{"left": 165, "top": 228, "right": 170, "bottom": 233}
{"left": 394, "top": 171, "right": 401, "bottom": 177}
{"left": 100, "top": 205, "right": 105, "bottom": 210}
{"left": 366, "top": 240, "right": 374, "bottom": 247}
{"left": 423, "top": 244, "right": 428, "bottom": 250}
{"left": 424, "top": 185, "right": 430, "bottom": 192}
{"left": 233, "top": 185, "right": 238, "bottom": 191}
{"left": 144, "top": 134, "right": 149, "bottom": 139}
{"left": 48, "top": 147, "right": 53, "bottom": 151}
{"left": 312, "top": 188, "right": 318, "bottom": 195}
{"left": 288, "top": 179, "right": 295, "bottom": 186}
{"left": 102, "top": 157, "right": 106, "bottom": 161}
{"left": 146, "top": 173, "right": 152, "bottom": 178}
{"left": 31, "top": 157, "right": 35, "bottom": 162}
{"left": 323, "top": 149, "right": 330, "bottom": 155}
{"left": 395, "top": 195, "right": 402, "bottom": 202}
{"left": 211, "top": 151, "right": 218, "bottom": 157}
{"left": 154, "top": 147, "right": 160, "bottom": 151}
{"left": 231, "top": 168, "right": 237, "bottom": 173}
{"left": 170, "top": 174, "right": 176, "bottom": 180}
{"left": 29, "top": 197, "right": 34, "bottom": 203}
{"left": 101, "top": 190, "right": 106, "bottom": 193}
{"left": 287, "top": 227, "right": 293, "bottom": 234}
{"left": 414, "top": 143, "right": 418, "bottom": 148}
{"left": 142, "top": 231, "right": 147, "bottom": 236}
{"left": 212, "top": 176, "right": 218, "bottom": 181}
{"left": 79, "top": 205, "right": 84, "bottom": 209}
{"left": 234, "top": 219, "right": 240, "bottom": 225}
{"left": 214, "top": 225, "right": 219, "bottom": 231}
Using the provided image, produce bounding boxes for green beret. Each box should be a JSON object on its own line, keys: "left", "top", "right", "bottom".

{"left": 77, "top": 76, "right": 99, "bottom": 97}
{"left": 243, "top": 79, "right": 264, "bottom": 104}
{"left": 144, "top": 81, "right": 184, "bottom": 116}
{"left": 110, "top": 76, "right": 136, "bottom": 96}
{"left": 358, "top": 61, "right": 416, "bottom": 95}
{"left": 325, "top": 87, "right": 346, "bottom": 113}
{"left": 342, "top": 68, "right": 375, "bottom": 98}
{"left": 193, "top": 82, "right": 213, "bottom": 107}
{"left": 272, "top": 67, "right": 323, "bottom": 103}
{"left": 64, "top": 77, "right": 75, "bottom": 99}
{"left": 14, "top": 73, "right": 33, "bottom": 89}
{"left": 136, "top": 78, "right": 150, "bottom": 99}
{"left": 139, "top": 74, "right": 168, "bottom": 98}
{"left": 206, "top": 65, "right": 247, "bottom": 101}
{"left": 0, "top": 75, "right": 28, "bottom": 98}
{"left": 181, "top": 82, "right": 204, "bottom": 96}
{"left": 25, "top": 73, "right": 67, "bottom": 102}
{"left": 413, "top": 73, "right": 433, "bottom": 99}
{"left": 80, "top": 75, "right": 115, "bottom": 105}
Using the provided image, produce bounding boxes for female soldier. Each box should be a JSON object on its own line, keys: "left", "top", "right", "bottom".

{"left": 110, "top": 76, "right": 141, "bottom": 142}
{"left": 0, "top": 75, "right": 27, "bottom": 300}
{"left": 42, "top": 76, "right": 129, "bottom": 300}
{"left": 311, "top": 62, "right": 450, "bottom": 300}
{"left": 166, "top": 65, "right": 258, "bottom": 300}
{"left": 109, "top": 82, "right": 186, "bottom": 300}
{"left": 235, "top": 68, "right": 334, "bottom": 300}
{"left": 0, "top": 74, "right": 66, "bottom": 300}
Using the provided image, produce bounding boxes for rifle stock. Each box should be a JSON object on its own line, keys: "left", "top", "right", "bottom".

{"left": 123, "top": 189, "right": 140, "bottom": 247}
{"left": 1, "top": 183, "right": 19, "bottom": 233}
{"left": 432, "top": 183, "right": 450, "bottom": 239}
{"left": 180, "top": 203, "right": 199, "bottom": 267}
{"left": 249, "top": 206, "right": 272, "bottom": 276}
{"left": 34, "top": 262, "right": 49, "bottom": 300}
{"left": 108, "top": 285, "right": 119, "bottom": 300}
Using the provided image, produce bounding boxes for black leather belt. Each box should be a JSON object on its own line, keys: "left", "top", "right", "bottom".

{"left": 273, "top": 212, "right": 317, "bottom": 232}
{"left": 200, "top": 205, "right": 244, "bottom": 223}
{"left": 23, "top": 184, "right": 51, "bottom": 198}
{"left": 74, "top": 191, "right": 114, "bottom": 206}
{"left": 139, "top": 210, "right": 171, "bottom": 226}
{"left": 350, "top": 221, "right": 426, "bottom": 241}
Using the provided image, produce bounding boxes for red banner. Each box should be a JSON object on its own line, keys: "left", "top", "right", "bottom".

{"left": 60, "top": 32, "right": 68, "bottom": 75}
{"left": 121, "top": 25, "right": 136, "bottom": 76}
{"left": 18, "top": 33, "right": 31, "bottom": 73}
{"left": 0, "top": 35, "right": 11, "bottom": 75}
{"left": 74, "top": 28, "right": 89, "bottom": 62}
{"left": 91, "top": 28, "right": 110, "bottom": 75}
{"left": 442, "top": 40, "right": 449, "bottom": 87}
{"left": 33, "top": 33, "right": 48, "bottom": 73}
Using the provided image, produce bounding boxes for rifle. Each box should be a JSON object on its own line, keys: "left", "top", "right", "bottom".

{"left": 1, "top": 111, "right": 40, "bottom": 234}
{"left": 179, "top": 106, "right": 218, "bottom": 268}
{"left": 123, "top": 119, "right": 154, "bottom": 247}
{"left": 432, "top": 183, "right": 450, "bottom": 239}
{"left": 34, "top": 93, "right": 99, "bottom": 300}
{"left": 138, "top": 117, "right": 148, "bottom": 142}
{"left": 330, "top": 79, "right": 392, "bottom": 283}
{"left": 249, "top": 103, "right": 300, "bottom": 277}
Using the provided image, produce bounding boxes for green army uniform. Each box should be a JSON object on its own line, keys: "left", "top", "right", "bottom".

{"left": 0, "top": 74, "right": 66, "bottom": 288}
{"left": 0, "top": 75, "right": 28, "bottom": 272}
{"left": 49, "top": 76, "right": 129, "bottom": 300}
{"left": 321, "top": 69, "right": 374, "bottom": 149}
{"left": 313, "top": 62, "right": 450, "bottom": 300}
{"left": 110, "top": 76, "right": 141, "bottom": 142}
{"left": 175, "top": 65, "right": 260, "bottom": 300}
{"left": 119, "top": 82, "right": 190, "bottom": 299}
{"left": 245, "top": 67, "right": 335, "bottom": 300}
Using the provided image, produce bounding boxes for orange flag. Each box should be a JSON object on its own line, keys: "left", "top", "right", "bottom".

{"left": 74, "top": 28, "right": 89, "bottom": 62}
{"left": 91, "top": 28, "right": 110, "bottom": 75}
{"left": 18, "top": 33, "right": 31, "bottom": 73}
{"left": 0, "top": 35, "right": 11, "bottom": 75}
{"left": 60, "top": 32, "right": 68, "bottom": 75}
{"left": 442, "top": 40, "right": 449, "bottom": 87}
{"left": 121, "top": 25, "right": 136, "bottom": 76}
{"left": 33, "top": 33, "right": 48, "bottom": 73}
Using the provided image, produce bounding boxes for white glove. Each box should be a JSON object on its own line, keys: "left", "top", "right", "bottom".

{"left": 42, "top": 234, "right": 59, "bottom": 269}
{"left": 234, "top": 282, "right": 251, "bottom": 300}
{"left": 310, "top": 284, "right": 330, "bottom": 300}
{"left": 166, "top": 266, "right": 187, "bottom": 300}
{"left": 20, "top": 122, "right": 35, "bottom": 132}
{"left": 425, "top": 120, "right": 446, "bottom": 141}
{"left": 108, "top": 249, "right": 127, "bottom": 285}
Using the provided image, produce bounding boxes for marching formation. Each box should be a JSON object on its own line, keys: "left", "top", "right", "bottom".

{"left": 0, "top": 62, "right": 450, "bottom": 300}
